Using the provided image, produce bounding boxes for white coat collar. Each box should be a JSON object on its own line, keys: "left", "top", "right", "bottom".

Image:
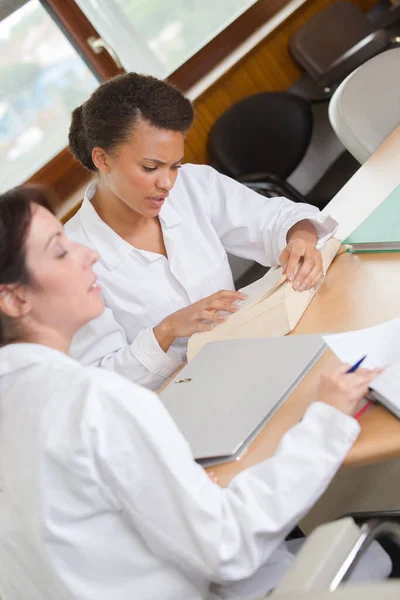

{"left": 0, "top": 343, "right": 78, "bottom": 377}
{"left": 80, "top": 182, "right": 183, "bottom": 270}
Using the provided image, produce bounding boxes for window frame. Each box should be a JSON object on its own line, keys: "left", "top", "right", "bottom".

{"left": 15, "top": 0, "right": 293, "bottom": 206}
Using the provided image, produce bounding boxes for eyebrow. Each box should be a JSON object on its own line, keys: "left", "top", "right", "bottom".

{"left": 44, "top": 231, "right": 62, "bottom": 251}
{"left": 142, "top": 157, "right": 184, "bottom": 165}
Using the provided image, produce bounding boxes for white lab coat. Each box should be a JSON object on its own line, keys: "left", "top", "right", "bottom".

{"left": 0, "top": 343, "right": 360, "bottom": 600}
{"left": 65, "top": 165, "right": 337, "bottom": 390}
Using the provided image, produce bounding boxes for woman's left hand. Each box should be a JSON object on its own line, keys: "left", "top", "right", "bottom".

{"left": 207, "top": 471, "right": 219, "bottom": 484}
{"left": 280, "top": 221, "right": 323, "bottom": 291}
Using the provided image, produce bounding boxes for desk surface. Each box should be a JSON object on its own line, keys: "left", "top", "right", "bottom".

{"left": 210, "top": 126, "right": 400, "bottom": 486}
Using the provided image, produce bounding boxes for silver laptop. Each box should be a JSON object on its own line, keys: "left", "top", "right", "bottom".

{"left": 160, "top": 334, "right": 326, "bottom": 466}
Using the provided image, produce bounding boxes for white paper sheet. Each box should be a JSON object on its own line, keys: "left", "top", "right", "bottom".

{"left": 323, "top": 317, "right": 400, "bottom": 369}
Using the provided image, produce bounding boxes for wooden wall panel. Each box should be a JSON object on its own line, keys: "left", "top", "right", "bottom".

{"left": 184, "top": 0, "right": 379, "bottom": 165}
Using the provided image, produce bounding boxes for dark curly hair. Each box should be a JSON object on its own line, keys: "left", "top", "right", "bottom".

{"left": 68, "top": 72, "right": 194, "bottom": 172}
{"left": 0, "top": 185, "right": 55, "bottom": 345}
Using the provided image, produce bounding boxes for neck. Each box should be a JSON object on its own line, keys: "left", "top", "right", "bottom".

{"left": 92, "top": 181, "right": 152, "bottom": 237}
{"left": 20, "top": 325, "right": 72, "bottom": 355}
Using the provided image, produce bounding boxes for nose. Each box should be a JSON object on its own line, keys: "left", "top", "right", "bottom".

{"left": 81, "top": 245, "right": 99, "bottom": 269}
{"left": 156, "top": 170, "right": 176, "bottom": 192}
{"left": 87, "top": 248, "right": 99, "bottom": 267}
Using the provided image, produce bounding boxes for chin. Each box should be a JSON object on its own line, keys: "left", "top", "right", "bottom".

{"left": 70, "top": 298, "right": 105, "bottom": 336}
{"left": 143, "top": 206, "right": 162, "bottom": 218}
{"left": 88, "top": 298, "right": 105, "bottom": 322}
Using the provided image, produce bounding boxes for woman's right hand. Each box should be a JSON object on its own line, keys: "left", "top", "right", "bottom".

{"left": 317, "top": 364, "right": 381, "bottom": 416}
{"left": 153, "top": 290, "right": 246, "bottom": 352}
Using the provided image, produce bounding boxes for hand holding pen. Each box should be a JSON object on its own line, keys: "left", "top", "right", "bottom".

{"left": 317, "top": 357, "right": 381, "bottom": 418}
{"left": 346, "top": 356, "right": 381, "bottom": 419}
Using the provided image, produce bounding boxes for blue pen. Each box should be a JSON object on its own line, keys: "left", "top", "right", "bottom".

{"left": 346, "top": 355, "right": 367, "bottom": 373}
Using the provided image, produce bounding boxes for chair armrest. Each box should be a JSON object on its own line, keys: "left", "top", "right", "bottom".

{"left": 238, "top": 172, "right": 286, "bottom": 184}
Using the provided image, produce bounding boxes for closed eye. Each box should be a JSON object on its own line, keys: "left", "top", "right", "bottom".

{"left": 54, "top": 243, "right": 68, "bottom": 259}
{"left": 142, "top": 164, "right": 182, "bottom": 172}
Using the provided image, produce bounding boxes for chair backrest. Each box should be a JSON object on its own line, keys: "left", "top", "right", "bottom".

{"left": 329, "top": 47, "right": 400, "bottom": 164}
{"left": 289, "top": 1, "right": 375, "bottom": 81}
{"left": 207, "top": 92, "right": 312, "bottom": 179}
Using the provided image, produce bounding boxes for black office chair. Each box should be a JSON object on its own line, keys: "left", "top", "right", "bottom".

{"left": 289, "top": 0, "right": 400, "bottom": 100}
{"left": 208, "top": 91, "right": 358, "bottom": 210}
{"left": 208, "top": 91, "right": 313, "bottom": 204}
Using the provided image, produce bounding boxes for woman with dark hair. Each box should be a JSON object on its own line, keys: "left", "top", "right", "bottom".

{"left": 65, "top": 72, "right": 338, "bottom": 390}
{"left": 0, "top": 187, "right": 389, "bottom": 600}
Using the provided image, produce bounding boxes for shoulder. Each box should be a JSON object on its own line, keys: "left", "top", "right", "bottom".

{"left": 170, "top": 164, "right": 227, "bottom": 215}
{"left": 175, "top": 163, "right": 244, "bottom": 200}
{"left": 176, "top": 163, "right": 218, "bottom": 190}
{"left": 29, "top": 353, "right": 153, "bottom": 413}
{"left": 69, "top": 366, "right": 162, "bottom": 428}
{"left": 179, "top": 163, "right": 216, "bottom": 178}
{"left": 39, "top": 361, "right": 161, "bottom": 448}
{"left": 63, "top": 184, "right": 96, "bottom": 248}
{"left": 64, "top": 205, "right": 91, "bottom": 246}
{"left": 64, "top": 208, "right": 81, "bottom": 233}
{"left": 67, "top": 364, "right": 155, "bottom": 407}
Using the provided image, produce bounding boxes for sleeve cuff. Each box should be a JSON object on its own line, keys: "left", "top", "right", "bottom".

{"left": 129, "top": 327, "right": 183, "bottom": 378}
{"left": 278, "top": 206, "right": 339, "bottom": 256}
{"left": 303, "top": 401, "right": 361, "bottom": 448}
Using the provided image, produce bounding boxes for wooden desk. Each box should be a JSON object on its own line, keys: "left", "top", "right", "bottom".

{"left": 210, "top": 126, "right": 400, "bottom": 486}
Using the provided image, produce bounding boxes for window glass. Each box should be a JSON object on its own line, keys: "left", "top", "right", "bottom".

{"left": 0, "top": 0, "right": 98, "bottom": 192}
{"left": 76, "top": 0, "right": 258, "bottom": 77}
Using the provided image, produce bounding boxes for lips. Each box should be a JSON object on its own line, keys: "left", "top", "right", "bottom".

{"left": 148, "top": 195, "right": 167, "bottom": 207}
{"left": 88, "top": 278, "right": 100, "bottom": 292}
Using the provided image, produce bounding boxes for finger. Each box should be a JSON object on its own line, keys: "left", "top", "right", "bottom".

{"left": 332, "top": 363, "right": 353, "bottom": 375}
{"left": 344, "top": 373, "right": 372, "bottom": 386}
{"left": 355, "top": 382, "right": 373, "bottom": 397}
{"left": 280, "top": 247, "right": 290, "bottom": 274}
{"left": 349, "top": 367, "right": 382, "bottom": 380}
{"left": 201, "top": 310, "right": 227, "bottom": 323}
{"left": 356, "top": 369, "right": 382, "bottom": 383}
{"left": 285, "top": 248, "right": 304, "bottom": 283}
{"left": 212, "top": 290, "right": 247, "bottom": 301}
{"left": 206, "top": 300, "right": 241, "bottom": 313}
{"left": 331, "top": 364, "right": 378, "bottom": 379}
{"left": 350, "top": 383, "right": 371, "bottom": 403}
{"left": 207, "top": 471, "right": 219, "bottom": 483}
{"left": 345, "top": 372, "right": 379, "bottom": 388}
{"left": 308, "top": 269, "right": 324, "bottom": 290}
{"left": 194, "top": 322, "right": 216, "bottom": 333}
{"left": 293, "top": 258, "right": 316, "bottom": 290}
{"left": 355, "top": 367, "right": 381, "bottom": 377}
{"left": 296, "top": 263, "right": 322, "bottom": 291}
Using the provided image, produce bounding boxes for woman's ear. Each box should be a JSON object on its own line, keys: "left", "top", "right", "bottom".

{"left": 0, "top": 285, "right": 31, "bottom": 319}
{"left": 92, "top": 147, "right": 111, "bottom": 174}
